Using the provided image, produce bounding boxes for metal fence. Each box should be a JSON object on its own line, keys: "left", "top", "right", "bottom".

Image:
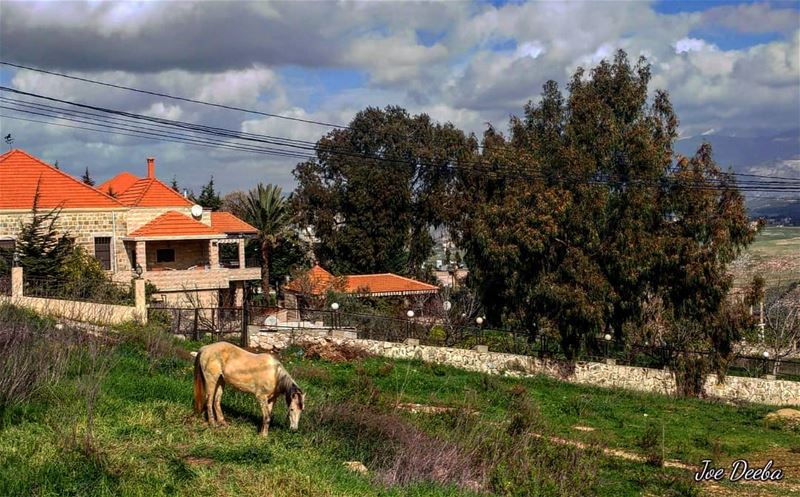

{"left": 149, "top": 306, "right": 243, "bottom": 340}
{"left": 23, "top": 276, "right": 135, "bottom": 306}
{"left": 0, "top": 275, "right": 10, "bottom": 297}
{"left": 149, "top": 303, "right": 800, "bottom": 381}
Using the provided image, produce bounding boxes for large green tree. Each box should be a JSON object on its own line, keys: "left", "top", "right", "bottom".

{"left": 454, "top": 51, "right": 754, "bottom": 364}
{"left": 293, "top": 106, "right": 469, "bottom": 277}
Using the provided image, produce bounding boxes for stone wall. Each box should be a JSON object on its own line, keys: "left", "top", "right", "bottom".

{"left": 2, "top": 267, "right": 147, "bottom": 325}
{"left": 251, "top": 330, "right": 800, "bottom": 406}
{"left": 0, "top": 209, "right": 130, "bottom": 271}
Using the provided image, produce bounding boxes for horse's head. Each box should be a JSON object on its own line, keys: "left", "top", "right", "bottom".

{"left": 286, "top": 384, "right": 305, "bottom": 431}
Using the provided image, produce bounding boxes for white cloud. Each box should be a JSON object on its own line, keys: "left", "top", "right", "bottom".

{"left": 674, "top": 38, "right": 714, "bottom": 54}
{"left": 1, "top": 0, "right": 797, "bottom": 193}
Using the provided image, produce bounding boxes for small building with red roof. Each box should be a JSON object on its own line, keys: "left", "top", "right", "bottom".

{"left": 284, "top": 264, "right": 439, "bottom": 312}
{"left": 1, "top": 150, "right": 260, "bottom": 307}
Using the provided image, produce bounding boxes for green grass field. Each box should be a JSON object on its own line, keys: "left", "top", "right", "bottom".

{"left": 0, "top": 316, "right": 798, "bottom": 496}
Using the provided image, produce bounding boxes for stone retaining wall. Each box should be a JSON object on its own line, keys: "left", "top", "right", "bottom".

{"left": 251, "top": 329, "right": 800, "bottom": 406}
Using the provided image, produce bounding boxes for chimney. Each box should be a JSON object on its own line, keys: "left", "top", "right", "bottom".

{"left": 146, "top": 157, "right": 155, "bottom": 178}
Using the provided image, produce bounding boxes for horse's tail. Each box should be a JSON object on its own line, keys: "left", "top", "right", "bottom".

{"left": 193, "top": 350, "right": 205, "bottom": 415}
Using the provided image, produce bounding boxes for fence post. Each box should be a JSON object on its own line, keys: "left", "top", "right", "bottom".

{"left": 134, "top": 278, "right": 147, "bottom": 324}
{"left": 11, "top": 266, "right": 22, "bottom": 298}
{"left": 193, "top": 308, "right": 199, "bottom": 341}
{"left": 240, "top": 288, "right": 249, "bottom": 348}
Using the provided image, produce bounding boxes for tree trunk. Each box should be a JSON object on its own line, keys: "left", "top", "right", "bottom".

{"left": 260, "top": 240, "right": 270, "bottom": 301}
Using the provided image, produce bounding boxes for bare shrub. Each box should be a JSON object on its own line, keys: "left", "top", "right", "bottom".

{"left": 315, "top": 395, "right": 600, "bottom": 497}
{"left": 0, "top": 304, "right": 78, "bottom": 406}
{"left": 70, "top": 330, "right": 117, "bottom": 459}
{"left": 314, "top": 402, "right": 485, "bottom": 491}
{"left": 638, "top": 421, "right": 664, "bottom": 467}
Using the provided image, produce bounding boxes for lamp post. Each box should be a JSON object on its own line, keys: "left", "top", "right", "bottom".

{"left": 134, "top": 263, "right": 143, "bottom": 279}
{"left": 476, "top": 316, "right": 484, "bottom": 345}
{"left": 604, "top": 333, "right": 612, "bottom": 361}
{"left": 331, "top": 302, "right": 339, "bottom": 329}
{"left": 406, "top": 310, "right": 414, "bottom": 340}
{"left": 762, "top": 351, "right": 770, "bottom": 378}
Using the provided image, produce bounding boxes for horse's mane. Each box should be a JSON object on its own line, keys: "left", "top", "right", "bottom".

{"left": 276, "top": 363, "right": 303, "bottom": 409}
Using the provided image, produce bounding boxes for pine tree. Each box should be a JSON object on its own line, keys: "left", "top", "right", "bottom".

{"left": 170, "top": 176, "right": 180, "bottom": 192}
{"left": 81, "top": 166, "right": 95, "bottom": 186}
{"left": 197, "top": 176, "right": 222, "bottom": 211}
{"left": 15, "top": 181, "right": 75, "bottom": 280}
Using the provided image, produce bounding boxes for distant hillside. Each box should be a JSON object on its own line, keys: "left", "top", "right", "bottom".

{"left": 676, "top": 129, "right": 800, "bottom": 220}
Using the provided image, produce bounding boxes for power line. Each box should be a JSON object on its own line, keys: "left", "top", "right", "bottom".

{"left": 0, "top": 60, "right": 347, "bottom": 129}
{"left": 4, "top": 60, "right": 799, "bottom": 186}
{"left": 7, "top": 104, "right": 797, "bottom": 196}
{"left": 2, "top": 87, "right": 799, "bottom": 193}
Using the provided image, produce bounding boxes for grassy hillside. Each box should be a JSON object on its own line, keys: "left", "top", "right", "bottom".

{"left": 0, "top": 312, "right": 798, "bottom": 496}
{"left": 732, "top": 226, "right": 800, "bottom": 287}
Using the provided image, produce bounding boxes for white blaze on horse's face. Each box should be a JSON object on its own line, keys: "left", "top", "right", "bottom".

{"left": 288, "top": 391, "right": 305, "bottom": 431}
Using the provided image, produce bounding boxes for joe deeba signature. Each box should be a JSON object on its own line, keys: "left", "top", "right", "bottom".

{"left": 694, "top": 459, "right": 784, "bottom": 482}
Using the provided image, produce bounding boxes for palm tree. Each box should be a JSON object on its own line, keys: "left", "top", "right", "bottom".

{"left": 241, "top": 183, "right": 291, "bottom": 297}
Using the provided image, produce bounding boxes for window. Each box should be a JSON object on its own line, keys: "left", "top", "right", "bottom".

{"left": 94, "top": 237, "right": 112, "bottom": 270}
{"left": 156, "top": 248, "right": 175, "bottom": 263}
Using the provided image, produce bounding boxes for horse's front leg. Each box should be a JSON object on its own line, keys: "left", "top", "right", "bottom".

{"left": 258, "top": 397, "right": 274, "bottom": 437}
{"left": 213, "top": 379, "right": 227, "bottom": 427}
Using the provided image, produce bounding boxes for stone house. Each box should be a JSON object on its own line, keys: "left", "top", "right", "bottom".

{"left": 0, "top": 149, "right": 260, "bottom": 307}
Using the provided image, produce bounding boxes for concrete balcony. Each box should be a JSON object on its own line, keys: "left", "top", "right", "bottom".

{"left": 141, "top": 266, "right": 260, "bottom": 291}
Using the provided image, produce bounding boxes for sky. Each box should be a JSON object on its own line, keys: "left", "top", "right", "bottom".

{"left": 0, "top": 0, "right": 798, "bottom": 195}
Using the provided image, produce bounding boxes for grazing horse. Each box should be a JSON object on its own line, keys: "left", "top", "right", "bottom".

{"left": 193, "top": 341, "right": 305, "bottom": 436}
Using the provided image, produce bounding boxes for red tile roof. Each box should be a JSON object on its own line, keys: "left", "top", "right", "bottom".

{"left": 126, "top": 211, "right": 224, "bottom": 239}
{"left": 286, "top": 264, "right": 438, "bottom": 296}
{"left": 285, "top": 265, "right": 338, "bottom": 294}
{"left": 0, "top": 149, "right": 124, "bottom": 210}
{"left": 345, "top": 273, "right": 438, "bottom": 295}
{"left": 211, "top": 211, "right": 258, "bottom": 234}
{"left": 115, "top": 177, "right": 193, "bottom": 208}
{"left": 98, "top": 172, "right": 139, "bottom": 197}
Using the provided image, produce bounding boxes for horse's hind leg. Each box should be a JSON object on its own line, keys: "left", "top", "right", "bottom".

{"left": 204, "top": 375, "right": 219, "bottom": 427}
{"left": 213, "top": 379, "right": 227, "bottom": 427}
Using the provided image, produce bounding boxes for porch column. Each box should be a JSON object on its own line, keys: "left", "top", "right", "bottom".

{"left": 238, "top": 239, "right": 246, "bottom": 268}
{"left": 209, "top": 240, "right": 219, "bottom": 268}
{"left": 234, "top": 283, "right": 244, "bottom": 307}
{"left": 135, "top": 241, "right": 147, "bottom": 272}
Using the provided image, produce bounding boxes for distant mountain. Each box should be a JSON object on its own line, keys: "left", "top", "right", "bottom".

{"left": 675, "top": 129, "right": 800, "bottom": 220}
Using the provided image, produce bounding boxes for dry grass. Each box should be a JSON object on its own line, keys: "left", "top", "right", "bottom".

{"left": 314, "top": 402, "right": 486, "bottom": 492}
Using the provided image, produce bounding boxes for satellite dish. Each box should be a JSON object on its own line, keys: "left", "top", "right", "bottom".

{"left": 190, "top": 204, "right": 203, "bottom": 218}
{"left": 264, "top": 315, "right": 279, "bottom": 326}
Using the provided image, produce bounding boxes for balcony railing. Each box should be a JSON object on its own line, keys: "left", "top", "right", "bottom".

{"left": 220, "top": 257, "right": 260, "bottom": 269}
